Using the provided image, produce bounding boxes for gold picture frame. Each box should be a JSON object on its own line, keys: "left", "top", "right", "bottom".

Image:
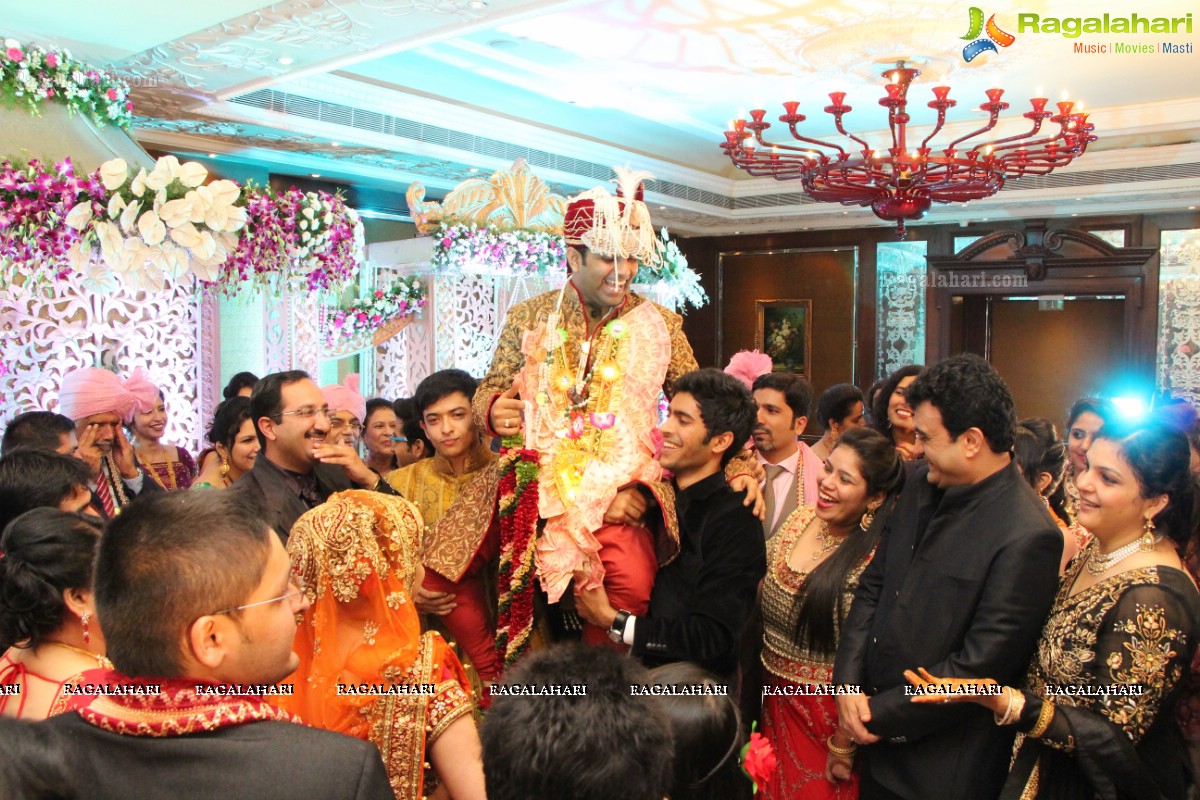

{"left": 755, "top": 299, "right": 812, "bottom": 376}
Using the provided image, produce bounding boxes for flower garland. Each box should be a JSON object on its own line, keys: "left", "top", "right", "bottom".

{"left": 633, "top": 227, "right": 708, "bottom": 311}
{"left": 431, "top": 223, "right": 566, "bottom": 276}
{"left": 323, "top": 277, "right": 427, "bottom": 346}
{"left": 493, "top": 440, "right": 540, "bottom": 669}
{"left": 1, "top": 154, "right": 365, "bottom": 295}
{"left": 1, "top": 38, "right": 133, "bottom": 128}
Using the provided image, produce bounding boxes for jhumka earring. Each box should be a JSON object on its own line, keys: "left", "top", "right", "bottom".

{"left": 860, "top": 502, "right": 881, "bottom": 531}
{"left": 81, "top": 611, "right": 91, "bottom": 644}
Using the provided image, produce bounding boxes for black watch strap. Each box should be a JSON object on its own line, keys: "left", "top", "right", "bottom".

{"left": 608, "top": 609, "right": 631, "bottom": 642}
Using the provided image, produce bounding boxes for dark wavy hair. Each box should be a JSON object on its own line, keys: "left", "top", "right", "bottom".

{"left": 905, "top": 355, "right": 1016, "bottom": 453}
{"left": 1066, "top": 397, "right": 1117, "bottom": 431}
{"left": 222, "top": 371, "right": 260, "bottom": 401}
{"left": 869, "top": 365, "right": 922, "bottom": 439}
{"left": 792, "top": 427, "right": 906, "bottom": 654}
{"left": 816, "top": 383, "right": 864, "bottom": 433}
{"left": 649, "top": 662, "right": 751, "bottom": 800}
{"left": 1096, "top": 417, "right": 1199, "bottom": 550}
{"left": 0, "top": 449, "right": 91, "bottom": 532}
{"left": 676, "top": 369, "right": 758, "bottom": 467}
{"left": 1014, "top": 417, "right": 1068, "bottom": 521}
{"left": 0, "top": 509, "right": 102, "bottom": 651}
{"left": 206, "top": 396, "right": 252, "bottom": 452}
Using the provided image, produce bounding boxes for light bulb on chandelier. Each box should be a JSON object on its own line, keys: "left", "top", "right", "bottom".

{"left": 720, "top": 62, "right": 1097, "bottom": 239}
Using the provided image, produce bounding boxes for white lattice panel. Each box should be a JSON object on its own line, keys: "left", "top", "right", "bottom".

{"left": 0, "top": 273, "right": 204, "bottom": 453}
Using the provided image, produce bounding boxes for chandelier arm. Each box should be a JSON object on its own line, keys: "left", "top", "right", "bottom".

{"left": 945, "top": 109, "right": 1003, "bottom": 152}
{"left": 919, "top": 111, "right": 950, "bottom": 151}
{"left": 785, "top": 125, "right": 850, "bottom": 158}
{"left": 829, "top": 119, "right": 872, "bottom": 158}
{"left": 752, "top": 133, "right": 837, "bottom": 160}
{"left": 971, "top": 119, "right": 1050, "bottom": 154}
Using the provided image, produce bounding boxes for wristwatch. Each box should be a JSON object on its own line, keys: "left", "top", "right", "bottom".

{"left": 608, "top": 609, "right": 631, "bottom": 643}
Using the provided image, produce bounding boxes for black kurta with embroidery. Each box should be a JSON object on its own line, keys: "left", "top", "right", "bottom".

{"left": 1002, "top": 552, "right": 1200, "bottom": 800}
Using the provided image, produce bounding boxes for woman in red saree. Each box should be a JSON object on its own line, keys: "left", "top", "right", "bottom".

{"left": 279, "top": 490, "right": 485, "bottom": 800}
{"left": 759, "top": 428, "right": 905, "bottom": 799}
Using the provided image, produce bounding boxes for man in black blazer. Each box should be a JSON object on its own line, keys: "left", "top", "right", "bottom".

{"left": 577, "top": 368, "right": 765, "bottom": 683}
{"left": 42, "top": 490, "right": 394, "bottom": 800}
{"left": 235, "top": 370, "right": 400, "bottom": 541}
{"left": 833, "top": 355, "right": 1061, "bottom": 800}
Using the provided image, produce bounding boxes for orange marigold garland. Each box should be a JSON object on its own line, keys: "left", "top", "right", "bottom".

{"left": 494, "top": 437, "right": 540, "bottom": 668}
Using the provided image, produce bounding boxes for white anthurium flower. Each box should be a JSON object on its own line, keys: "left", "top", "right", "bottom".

{"left": 188, "top": 253, "right": 223, "bottom": 283}
{"left": 215, "top": 231, "right": 239, "bottom": 254}
{"left": 184, "top": 188, "right": 209, "bottom": 224}
{"left": 299, "top": 219, "right": 308, "bottom": 231}
{"left": 323, "top": 212, "right": 333, "bottom": 226}
{"left": 66, "top": 240, "right": 91, "bottom": 274}
{"left": 224, "top": 206, "right": 247, "bottom": 233}
{"left": 107, "top": 193, "right": 126, "bottom": 219}
{"left": 302, "top": 207, "right": 315, "bottom": 220}
{"left": 94, "top": 221, "right": 123, "bottom": 268}
{"left": 99, "top": 158, "right": 128, "bottom": 191}
{"left": 158, "top": 197, "right": 193, "bottom": 229}
{"left": 301, "top": 230, "right": 312, "bottom": 242}
{"left": 177, "top": 161, "right": 208, "bottom": 188}
{"left": 169, "top": 221, "right": 202, "bottom": 250}
{"left": 191, "top": 230, "right": 219, "bottom": 261}
{"left": 160, "top": 241, "right": 189, "bottom": 280}
{"left": 144, "top": 161, "right": 173, "bottom": 192}
{"left": 115, "top": 238, "right": 145, "bottom": 274}
{"left": 154, "top": 188, "right": 167, "bottom": 212}
{"left": 130, "top": 168, "right": 147, "bottom": 198}
{"left": 81, "top": 260, "right": 119, "bottom": 294}
{"left": 64, "top": 201, "right": 93, "bottom": 231}
{"left": 137, "top": 210, "right": 166, "bottom": 246}
{"left": 206, "top": 179, "right": 240, "bottom": 207}
{"left": 158, "top": 155, "right": 183, "bottom": 180}
{"left": 119, "top": 200, "right": 142, "bottom": 235}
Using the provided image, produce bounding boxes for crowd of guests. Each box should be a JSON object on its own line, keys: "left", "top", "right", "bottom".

{"left": 3, "top": 172, "right": 1200, "bottom": 800}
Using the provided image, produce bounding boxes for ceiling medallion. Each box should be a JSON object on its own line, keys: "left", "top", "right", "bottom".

{"left": 721, "top": 62, "right": 1097, "bottom": 238}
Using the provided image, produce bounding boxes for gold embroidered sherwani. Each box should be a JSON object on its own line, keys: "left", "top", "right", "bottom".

{"left": 426, "top": 286, "right": 698, "bottom": 584}
{"left": 385, "top": 444, "right": 498, "bottom": 535}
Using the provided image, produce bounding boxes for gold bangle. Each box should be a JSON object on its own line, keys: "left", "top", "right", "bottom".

{"left": 1028, "top": 699, "right": 1055, "bottom": 738}
{"left": 827, "top": 735, "right": 857, "bottom": 758}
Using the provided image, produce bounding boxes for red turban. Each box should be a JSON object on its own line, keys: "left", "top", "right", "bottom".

{"left": 563, "top": 166, "right": 659, "bottom": 265}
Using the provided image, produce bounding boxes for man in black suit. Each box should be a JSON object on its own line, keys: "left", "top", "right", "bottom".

{"left": 42, "top": 490, "right": 393, "bottom": 800}
{"left": 833, "top": 355, "right": 1061, "bottom": 800}
{"left": 235, "top": 370, "right": 399, "bottom": 541}
{"left": 577, "top": 368, "right": 765, "bottom": 683}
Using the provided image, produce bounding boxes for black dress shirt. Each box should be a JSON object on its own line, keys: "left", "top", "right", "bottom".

{"left": 833, "top": 461, "right": 1061, "bottom": 800}
{"left": 632, "top": 471, "right": 766, "bottom": 679}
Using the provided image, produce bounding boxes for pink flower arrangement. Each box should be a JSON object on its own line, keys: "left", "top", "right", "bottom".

{"left": 323, "top": 276, "right": 426, "bottom": 346}
{"left": 1, "top": 37, "right": 132, "bottom": 128}
{"left": 430, "top": 223, "right": 566, "bottom": 276}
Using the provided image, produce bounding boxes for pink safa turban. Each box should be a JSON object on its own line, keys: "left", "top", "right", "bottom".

{"left": 58, "top": 367, "right": 159, "bottom": 423}
{"left": 322, "top": 373, "right": 366, "bottom": 422}
{"left": 724, "top": 350, "right": 773, "bottom": 390}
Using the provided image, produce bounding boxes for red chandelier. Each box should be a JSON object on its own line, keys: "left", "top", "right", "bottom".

{"left": 721, "top": 63, "right": 1097, "bottom": 238}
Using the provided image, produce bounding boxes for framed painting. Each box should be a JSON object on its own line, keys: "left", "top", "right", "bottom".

{"left": 755, "top": 299, "right": 812, "bottom": 376}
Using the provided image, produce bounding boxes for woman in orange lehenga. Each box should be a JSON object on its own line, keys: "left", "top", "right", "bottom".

{"left": 279, "top": 490, "right": 486, "bottom": 800}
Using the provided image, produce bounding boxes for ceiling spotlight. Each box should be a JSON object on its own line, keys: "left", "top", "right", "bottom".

{"left": 207, "top": 152, "right": 217, "bottom": 158}
{"left": 658, "top": 205, "right": 666, "bottom": 209}
{"left": 467, "top": 0, "right": 488, "bottom": 8}
{"left": 278, "top": 56, "right": 294, "bottom": 66}
{"left": 311, "top": 173, "right": 321, "bottom": 178}
{"left": 331, "top": 141, "right": 341, "bottom": 148}
{"left": 468, "top": 167, "right": 479, "bottom": 173}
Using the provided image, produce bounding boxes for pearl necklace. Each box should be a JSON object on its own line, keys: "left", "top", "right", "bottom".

{"left": 1086, "top": 532, "right": 1157, "bottom": 576}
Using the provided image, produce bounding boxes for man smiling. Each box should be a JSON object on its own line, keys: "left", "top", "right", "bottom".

{"left": 235, "top": 370, "right": 399, "bottom": 541}
{"left": 577, "top": 368, "right": 765, "bottom": 683}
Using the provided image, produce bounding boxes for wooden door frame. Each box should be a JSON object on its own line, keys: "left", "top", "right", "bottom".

{"left": 926, "top": 224, "right": 1157, "bottom": 375}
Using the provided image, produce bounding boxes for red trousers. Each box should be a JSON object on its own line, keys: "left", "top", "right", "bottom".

{"left": 423, "top": 522, "right": 657, "bottom": 681}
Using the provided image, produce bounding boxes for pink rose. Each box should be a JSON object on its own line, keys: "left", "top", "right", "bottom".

{"left": 46, "top": 52, "right": 58, "bottom": 68}
{"left": 6, "top": 47, "right": 23, "bottom": 62}
{"left": 374, "top": 290, "right": 384, "bottom": 298}
{"left": 125, "top": 101, "right": 133, "bottom": 111}
{"left": 106, "top": 88, "right": 118, "bottom": 101}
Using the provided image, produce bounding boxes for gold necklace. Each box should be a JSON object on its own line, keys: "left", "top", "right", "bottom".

{"left": 1086, "top": 532, "right": 1157, "bottom": 576}
{"left": 41, "top": 641, "right": 113, "bottom": 668}
{"left": 813, "top": 520, "right": 838, "bottom": 561}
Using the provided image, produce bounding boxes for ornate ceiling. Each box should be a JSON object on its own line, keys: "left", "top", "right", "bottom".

{"left": 6, "top": 0, "right": 1199, "bottom": 235}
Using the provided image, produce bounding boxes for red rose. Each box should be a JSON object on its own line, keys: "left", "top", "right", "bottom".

{"left": 740, "top": 730, "right": 777, "bottom": 793}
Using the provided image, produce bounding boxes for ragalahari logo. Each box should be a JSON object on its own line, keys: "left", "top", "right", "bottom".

{"left": 961, "top": 7, "right": 1016, "bottom": 61}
